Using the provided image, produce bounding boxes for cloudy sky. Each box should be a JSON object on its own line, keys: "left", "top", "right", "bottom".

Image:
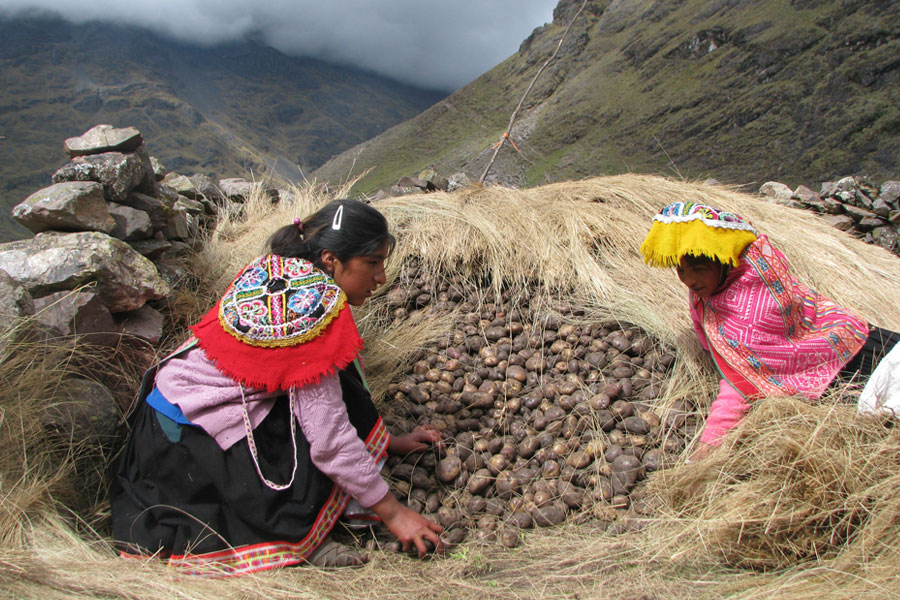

{"left": 0, "top": 0, "right": 559, "bottom": 90}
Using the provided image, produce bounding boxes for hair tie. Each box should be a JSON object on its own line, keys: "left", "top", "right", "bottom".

{"left": 293, "top": 217, "right": 304, "bottom": 233}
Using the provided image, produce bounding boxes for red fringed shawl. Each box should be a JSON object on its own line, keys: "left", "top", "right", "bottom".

{"left": 191, "top": 255, "right": 364, "bottom": 392}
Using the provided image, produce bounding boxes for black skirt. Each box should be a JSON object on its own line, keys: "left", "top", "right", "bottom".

{"left": 109, "top": 366, "right": 388, "bottom": 576}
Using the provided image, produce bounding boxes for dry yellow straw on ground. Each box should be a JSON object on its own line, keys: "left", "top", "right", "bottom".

{"left": 2, "top": 174, "right": 899, "bottom": 599}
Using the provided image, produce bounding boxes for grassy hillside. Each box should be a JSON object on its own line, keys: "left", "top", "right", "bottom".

{"left": 0, "top": 15, "right": 446, "bottom": 240}
{"left": 312, "top": 0, "right": 900, "bottom": 194}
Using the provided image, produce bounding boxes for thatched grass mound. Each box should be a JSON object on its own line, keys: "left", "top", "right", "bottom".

{"left": 2, "top": 174, "right": 899, "bottom": 598}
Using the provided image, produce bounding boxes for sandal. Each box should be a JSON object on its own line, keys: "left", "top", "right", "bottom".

{"left": 307, "top": 537, "right": 369, "bottom": 568}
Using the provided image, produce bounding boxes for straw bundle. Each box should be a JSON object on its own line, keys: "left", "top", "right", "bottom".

{"left": 2, "top": 174, "right": 899, "bottom": 599}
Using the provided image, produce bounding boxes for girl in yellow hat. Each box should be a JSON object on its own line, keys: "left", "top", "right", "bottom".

{"left": 641, "top": 202, "right": 898, "bottom": 461}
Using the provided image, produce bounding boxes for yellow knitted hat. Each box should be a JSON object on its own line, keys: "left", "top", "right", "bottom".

{"left": 640, "top": 202, "right": 758, "bottom": 268}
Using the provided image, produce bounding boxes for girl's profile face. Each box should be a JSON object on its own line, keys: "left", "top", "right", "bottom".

{"left": 676, "top": 256, "right": 724, "bottom": 299}
{"left": 323, "top": 242, "right": 389, "bottom": 306}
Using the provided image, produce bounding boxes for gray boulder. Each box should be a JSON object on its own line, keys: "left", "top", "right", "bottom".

{"left": 0, "top": 231, "right": 170, "bottom": 312}
{"left": 63, "top": 124, "right": 143, "bottom": 157}
{"left": 120, "top": 191, "right": 169, "bottom": 231}
{"left": 879, "top": 181, "right": 900, "bottom": 207}
{"left": 107, "top": 202, "right": 153, "bottom": 241}
{"left": 759, "top": 181, "right": 793, "bottom": 204}
{"left": 52, "top": 150, "right": 151, "bottom": 203}
{"left": 0, "top": 269, "right": 35, "bottom": 319}
{"left": 448, "top": 172, "right": 472, "bottom": 192}
{"left": 32, "top": 289, "right": 121, "bottom": 346}
{"left": 11, "top": 181, "right": 115, "bottom": 234}
{"left": 130, "top": 237, "right": 173, "bottom": 259}
{"left": 117, "top": 303, "right": 164, "bottom": 344}
{"left": 162, "top": 173, "right": 197, "bottom": 198}
{"left": 150, "top": 156, "right": 167, "bottom": 181}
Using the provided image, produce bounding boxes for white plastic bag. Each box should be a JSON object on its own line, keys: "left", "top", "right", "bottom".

{"left": 858, "top": 342, "right": 900, "bottom": 418}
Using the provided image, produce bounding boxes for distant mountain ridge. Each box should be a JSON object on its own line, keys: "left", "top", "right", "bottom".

{"left": 0, "top": 15, "right": 446, "bottom": 239}
{"left": 312, "top": 0, "right": 900, "bottom": 194}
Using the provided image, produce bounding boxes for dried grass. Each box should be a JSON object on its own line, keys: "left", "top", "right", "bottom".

{"left": 2, "top": 174, "right": 900, "bottom": 598}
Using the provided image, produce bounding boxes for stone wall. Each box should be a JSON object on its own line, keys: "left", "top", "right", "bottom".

{"left": 0, "top": 124, "right": 289, "bottom": 449}
{"left": 759, "top": 177, "right": 900, "bottom": 256}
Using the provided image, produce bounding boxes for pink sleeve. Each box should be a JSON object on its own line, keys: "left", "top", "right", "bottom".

{"left": 291, "top": 374, "right": 389, "bottom": 508}
{"left": 699, "top": 379, "right": 751, "bottom": 446}
{"left": 689, "top": 297, "right": 710, "bottom": 352}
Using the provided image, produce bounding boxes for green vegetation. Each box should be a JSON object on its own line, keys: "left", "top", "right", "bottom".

{"left": 313, "top": 0, "right": 900, "bottom": 195}
{"left": 0, "top": 16, "right": 445, "bottom": 241}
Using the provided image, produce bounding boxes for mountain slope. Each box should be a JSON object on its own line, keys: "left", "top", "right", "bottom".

{"left": 312, "top": 0, "right": 900, "bottom": 193}
{"left": 0, "top": 15, "right": 445, "bottom": 239}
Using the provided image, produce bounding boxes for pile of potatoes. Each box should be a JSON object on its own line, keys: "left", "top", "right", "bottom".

{"left": 379, "top": 264, "right": 694, "bottom": 547}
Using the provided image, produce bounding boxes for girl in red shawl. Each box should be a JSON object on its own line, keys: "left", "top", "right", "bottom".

{"left": 640, "top": 202, "right": 899, "bottom": 461}
{"left": 111, "top": 199, "right": 444, "bottom": 575}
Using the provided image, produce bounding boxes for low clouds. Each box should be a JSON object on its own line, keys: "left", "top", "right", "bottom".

{"left": 0, "top": 0, "right": 558, "bottom": 90}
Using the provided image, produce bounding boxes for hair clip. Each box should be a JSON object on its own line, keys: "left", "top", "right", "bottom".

{"left": 293, "top": 217, "right": 304, "bottom": 238}
{"left": 331, "top": 205, "right": 343, "bottom": 231}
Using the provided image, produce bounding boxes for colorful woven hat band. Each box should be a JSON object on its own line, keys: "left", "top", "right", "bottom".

{"left": 640, "top": 202, "right": 758, "bottom": 268}
{"left": 191, "top": 254, "right": 364, "bottom": 392}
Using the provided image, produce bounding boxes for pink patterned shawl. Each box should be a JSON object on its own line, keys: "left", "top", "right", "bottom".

{"left": 691, "top": 235, "right": 869, "bottom": 399}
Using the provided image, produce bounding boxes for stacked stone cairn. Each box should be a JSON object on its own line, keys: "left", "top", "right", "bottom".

{"left": 0, "top": 124, "right": 283, "bottom": 448}
{"left": 760, "top": 177, "right": 900, "bottom": 256}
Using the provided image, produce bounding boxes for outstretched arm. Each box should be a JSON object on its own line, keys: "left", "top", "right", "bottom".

{"left": 370, "top": 490, "right": 444, "bottom": 557}
{"left": 389, "top": 424, "right": 444, "bottom": 455}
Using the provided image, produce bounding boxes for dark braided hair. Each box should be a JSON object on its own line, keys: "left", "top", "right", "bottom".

{"left": 267, "top": 199, "right": 395, "bottom": 270}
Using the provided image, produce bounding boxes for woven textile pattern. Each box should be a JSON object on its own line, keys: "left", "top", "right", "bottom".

{"left": 219, "top": 255, "right": 343, "bottom": 348}
{"left": 654, "top": 202, "right": 757, "bottom": 232}
{"left": 700, "top": 236, "right": 868, "bottom": 399}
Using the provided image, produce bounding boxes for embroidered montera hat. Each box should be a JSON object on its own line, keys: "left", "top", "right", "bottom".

{"left": 640, "top": 202, "right": 758, "bottom": 268}
{"left": 191, "top": 254, "right": 363, "bottom": 392}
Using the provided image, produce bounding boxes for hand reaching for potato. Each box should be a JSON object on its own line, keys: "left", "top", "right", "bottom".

{"left": 389, "top": 424, "right": 445, "bottom": 455}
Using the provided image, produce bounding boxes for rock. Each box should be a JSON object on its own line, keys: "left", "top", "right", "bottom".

{"left": 820, "top": 181, "right": 839, "bottom": 197}
{"left": 162, "top": 173, "right": 197, "bottom": 198}
{"left": 844, "top": 204, "right": 878, "bottom": 221}
{"left": 0, "top": 231, "right": 170, "bottom": 312}
{"left": 129, "top": 237, "right": 173, "bottom": 259}
{"left": 11, "top": 181, "right": 115, "bottom": 234}
{"left": 0, "top": 269, "right": 35, "bottom": 319}
{"left": 107, "top": 202, "right": 153, "bottom": 241}
{"left": 871, "top": 198, "right": 892, "bottom": 218}
{"left": 879, "top": 181, "right": 900, "bottom": 207}
{"left": 150, "top": 156, "right": 167, "bottom": 181}
{"left": 820, "top": 214, "right": 856, "bottom": 231}
{"left": 792, "top": 185, "right": 820, "bottom": 205}
{"left": 820, "top": 196, "right": 845, "bottom": 214}
{"left": 32, "top": 289, "right": 120, "bottom": 345}
{"left": 218, "top": 178, "right": 275, "bottom": 202}
{"left": 116, "top": 303, "right": 164, "bottom": 344}
{"left": 276, "top": 188, "right": 299, "bottom": 205}
{"left": 397, "top": 176, "right": 429, "bottom": 190}
{"left": 52, "top": 151, "right": 151, "bottom": 202}
{"left": 164, "top": 208, "right": 197, "bottom": 241}
{"left": 189, "top": 174, "right": 226, "bottom": 207}
{"left": 63, "top": 124, "right": 143, "bottom": 157}
{"left": 218, "top": 178, "right": 255, "bottom": 201}
{"left": 119, "top": 192, "right": 170, "bottom": 231}
{"left": 857, "top": 216, "right": 886, "bottom": 232}
{"left": 871, "top": 227, "right": 898, "bottom": 254}
{"left": 173, "top": 195, "right": 207, "bottom": 217}
{"left": 447, "top": 171, "right": 472, "bottom": 192}
{"left": 759, "top": 181, "right": 793, "bottom": 204}
{"left": 43, "top": 378, "right": 120, "bottom": 446}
